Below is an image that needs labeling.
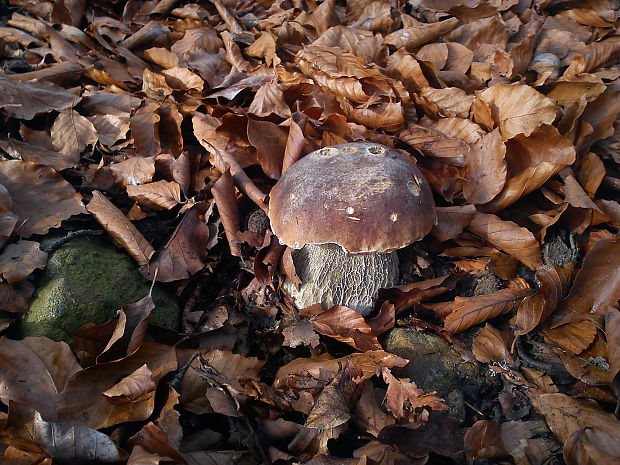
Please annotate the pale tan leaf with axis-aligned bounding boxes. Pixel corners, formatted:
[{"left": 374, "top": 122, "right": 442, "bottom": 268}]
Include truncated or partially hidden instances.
[
  {"left": 103, "top": 364, "right": 156, "bottom": 403},
  {"left": 385, "top": 18, "right": 459, "bottom": 50},
  {"left": 88, "top": 115, "right": 130, "bottom": 147},
  {"left": 126, "top": 180, "right": 181, "bottom": 210},
  {"left": 86, "top": 190, "right": 155, "bottom": 266},
  {"left": 161, "top": 67, "right": 204, "bottom": 92},
  {"left": 419, "top": 87, "right": 474, "bottom": 118},
  {"left": 110, "top": 157, "right": 156, "bottom": 187},
  {"left": 51, "top": 109, "right": 98, "bottom": 158},
  {"left": 479, "top": 84, "right": 558, "bottom": 140},
  {"left": 248, "top": 81, "right": 291, "bottom": 119}
]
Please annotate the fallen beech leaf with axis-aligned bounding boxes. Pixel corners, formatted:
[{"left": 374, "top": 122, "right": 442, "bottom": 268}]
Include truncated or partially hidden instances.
[
  {"left": 605, "top": 309, "right": 620, "bottom": 414},
  {"left": 472, "top": 324, "right": 514, "bottom": 364},
  {"left": 128, "top": 422, "right": 185, "bottom": 463},
  {"left": 86, "top": 190, "right": 155, "bottom": 266},
  {"left": 578, "top": 152, "right": 606, "bottom": 198},
  {"left": 161, "top": 67, "right": 204, "bottom": 92},
  {"left": 305, "top": 385, "right": 350, "bottom": 430},
  {"left": 127, "top": 180, "right": 182, "bottom": 210},
  {"left": 398, "top": 123, "right": 469, "bottom": 166},
  {"left": 0, "top": 240, "right": 47, "bottom": 282},
  {"left": 564, "top": 427, "right": 620, "bottom": 465},
  {"left": 247, "top": 118, "right": 287, "bottom": 179},
  {"left": 381, "top": 367, "right": 446, "bottom": 421},
  {"left": 463, "top": 129, "right": 506, "bottom": 204},
  {"left": 554, "top": 332, "right": 610, "bottom": 385},
  {"left": 51, "top": 109, "right": 98, "bottom": 159},
  {"left": 282, "top": 112, "right": 310, "bottom": 174},
  {"left": 282, "top": 319, "right": 320, "bottom": 349},
  {"left": 431, "top": 280, "right": 532, "bottom": 334},
  {"left": 543, "top": 320, "right": 598, "bottom": 355},
  {"left": 385, "top": 18, "right": 459, "bottom": 50},
  {"left": 248, "top": 81, "right": 291, "bottom": 119},
  {"left": 418, "top": 87, "right": 474, "bottom": 118},
  {"left": 103, "top": 364, "right": 156, "bottom": 403},
  {"left": 479, "top": 84, "right": 558, "bottom": 140},
  {"left": 0, "top": 280, "right": 33, "bottom": 312},
  {"left": 431, "top": 205, "right": 477, "bottom": 241},
  {"left": 532, "top": 393, "right": 620, "bottom": 444},
  {"left": 0, "top": 76, "right": 78, "bottom": 120},
  {"left": 212, "top": 169, "right": 241, "bottom": 257},
  {"left": 129, "top": 103, "right": 161, "bottom": 158},
  {"left": 468, "top": 213, "right": 544, "bottom": 270},
  {"left": 57, "top": 342, "right": 177, "bottom": 429},
  {"left": 551, "top": 239, "right": 620, "bottom": 326},
  {"left": 0, "top": 160, "right": 86, "bottom": 238},
  {"left": 464, "top": 420, "right": 509, "bottom": 463},
  {"left": 340, "top": 99, "right": 404, "bottom": 131},
  {"left": 0, "top": 337, "right": 82, "bottom": 421},
  {"left": 513, "top": 263, "right": 575, "bottom": 336},
  {"left": 246, "top": 31, "right": 280, "bottom": 67},
  {"left": 309, "top": 305, "right": 382, "bottom": 352},
  {"left": 141, "top": 203, "right": 212, "bottom": 282},
  {"left": 434, "top": 117, "right": 483, "bottom": 144},
  {"left": 1, "top": 406, "right": 125, "bottom": 463},
  {"left": 0, "top": 138, "right": 79, "bottom": 171},
  {"left": 110, "top": 157, "right": 156, "bottom": 187},
  {"left": 353, "top": 382, "right": 395, "bottom": 437}
]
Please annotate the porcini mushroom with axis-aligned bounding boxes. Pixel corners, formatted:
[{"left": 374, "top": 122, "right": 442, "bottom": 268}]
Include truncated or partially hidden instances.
[{"left": 268, "top": 142, "right": 436, "bottom": 316}]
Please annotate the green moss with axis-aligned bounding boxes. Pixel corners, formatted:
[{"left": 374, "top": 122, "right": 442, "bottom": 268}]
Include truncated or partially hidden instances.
[{"left": 22, "top": 236, "right": 179, "bottom": 342}]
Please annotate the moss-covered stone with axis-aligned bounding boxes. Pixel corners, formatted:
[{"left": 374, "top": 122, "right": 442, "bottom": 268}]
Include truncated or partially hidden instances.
[{"left": 22, "top": 236, "right": 179, "bottom": 342}]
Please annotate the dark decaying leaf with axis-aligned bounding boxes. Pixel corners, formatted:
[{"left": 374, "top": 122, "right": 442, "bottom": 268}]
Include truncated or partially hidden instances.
[
  {"left": 86, "top": 190, "right": 155, "bottom": 266},
  {"left": 606, "top": 309, "right": 620, "bottom": 415},
  {"left": 0, "top": 76, "right": 78, "bottom": 120}
]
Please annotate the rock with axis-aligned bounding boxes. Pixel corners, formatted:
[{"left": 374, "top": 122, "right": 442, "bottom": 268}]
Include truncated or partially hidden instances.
[
  {"left": 22, "top": 236, "right": 179, "bottom": 342},
  {"left": 383, "top": 328, "right": 488, "bottom": 422}
]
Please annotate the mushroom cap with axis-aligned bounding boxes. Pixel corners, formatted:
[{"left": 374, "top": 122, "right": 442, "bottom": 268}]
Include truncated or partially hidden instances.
[{"left": 268, "top": 142, "right": 436, "bottom": 254}]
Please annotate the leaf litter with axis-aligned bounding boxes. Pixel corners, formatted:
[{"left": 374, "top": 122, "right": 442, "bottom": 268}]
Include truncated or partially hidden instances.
[{"left": 0, "top": 0, "right": 618, "bottom": 464}]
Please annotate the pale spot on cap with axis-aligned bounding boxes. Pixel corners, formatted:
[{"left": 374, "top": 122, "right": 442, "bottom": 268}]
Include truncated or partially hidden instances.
[{"left": 390, "top": 212, "right": 398, "bottom": 222}]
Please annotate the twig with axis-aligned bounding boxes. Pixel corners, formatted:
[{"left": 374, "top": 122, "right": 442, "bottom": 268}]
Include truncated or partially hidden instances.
[
  {"left": 201, "top": 139, "right": 268, "bottom": 213},
  {"left": 41, "top": 229, "right": 103, "bottom": 254}
]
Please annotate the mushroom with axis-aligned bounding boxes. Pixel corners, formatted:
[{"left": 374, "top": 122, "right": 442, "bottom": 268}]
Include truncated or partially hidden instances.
[{"left": 268, "top": 142, "right": 436, "bottom": 316}]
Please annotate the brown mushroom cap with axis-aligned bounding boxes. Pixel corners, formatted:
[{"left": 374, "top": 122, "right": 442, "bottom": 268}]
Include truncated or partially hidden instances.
[{"left": 268, "top": 142, "right": 436, "bottom": 254}]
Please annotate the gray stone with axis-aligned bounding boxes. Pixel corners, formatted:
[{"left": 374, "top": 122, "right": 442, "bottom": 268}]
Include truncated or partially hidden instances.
[
  {"left": 22, "top": 236, "right": 179, "bottom": 342},
  {"left": 383, "top": 327, "right": 486, "bottom": 422}
]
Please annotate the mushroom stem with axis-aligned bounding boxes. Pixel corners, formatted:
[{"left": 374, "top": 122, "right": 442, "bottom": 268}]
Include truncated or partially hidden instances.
[{"left": 282, "top": 243, "right": 399, "bottom": 316}]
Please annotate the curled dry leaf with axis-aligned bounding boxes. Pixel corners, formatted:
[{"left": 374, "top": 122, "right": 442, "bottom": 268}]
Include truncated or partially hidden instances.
[
  {"left": 86, "top": 190, "right": 155, "bottom": 266},
  {"left": 0, "top": 160, "right": 86, "bottom": 238},
  {"left": 248, "top": 81, "right": 291, "bottom": 119},
  {"left": 542, "top": 320, "right": 598, "bottom": 355},
  {"left": 463, "top": 129, "right": 506, "bottom": 204},
  {"left": 551, "top": 239, "right": 620, "bottom": 327},
  {"left": 103, "top": 364, "right": 156, "bottom": 403},
  {"left": 110, "top": 157, "right": 156, "bottom": 187},
  {"left": 129, "top": 103, "right": 161, "bottom": 158},
  {"left": 212, "top": 169, "right": 241, "bottom": 257},
  {"left": 478, "top": 84, "right": 558, "bottom": 140},
  {"left": 51, "top": 108, "right": 98, "bottom": 159},
  {"left": 428, "top": 279, "right": 532, "bottom": 334},
  {"left": 0, "top": 337, "right": 82, "bottom": 421},
  {"left": 308, "top": 305, "right": 382, "bottom": 352},
  {"left": 418, "top": 87, "right": 474, "bottom": 119},
  {"left": 432, "top": 205, "right": 477, "bottom": 242},
  {"left": 385, "top": 18, "right": 459, "bottom": 50},
  {"left": 468, "top": 213, "right": 544, "bottom": 270},
  {"left": 0, "top": 138, "right": 80, "bottom": 171},
  {"left": 0, "top": 240, "right": 47, "bottom": 282},
  {"left": 381, "top": 367, "right": 447, "bottom": 421},
  {"left": 513, "top": 263, "right": 575, "bottom": 337},
  {"left": 398, "top": 123, "right": 469, "bottom": 166}
]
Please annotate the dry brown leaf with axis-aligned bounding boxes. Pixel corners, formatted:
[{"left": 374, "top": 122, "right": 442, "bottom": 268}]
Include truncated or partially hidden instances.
[
  {"left": 430, "top": 280, "right": 532, "bottom": 334},
  {"left": 543, "top": 321, "right": 598, "bottom": 355},
  {"left": 103, "top": 364, "right": 156, "bottom": 403},
  {"left": 552, "top": 239, "right": 620, "bottom": 326},
  {"left": 398, "top": 123, "right": 469, "bottom": 166},
  {"left": 50, "top": 108, "right": 98, "bottom": 159},
  {"left": 577, "top": 152, "right": 605, "bottom": 198},
  {"left": 0, "top": 337, "right": 81, "bottom": 421},
  {"left": 0, "top": 160, "right": 86, "bottom": 238},
  {"left": 472, "top": 324, "right": 514, "bottom": 364},
  {"left": 418, "top": 87, "right": 474, "bottom": 119},
  {"left": 88, "top": 114, "right": 130, "bottom": 147},
  {"left": 246, "top": 31, "right": 280, "bottom": 67},
  {"left": 1, "top": 406, "right": 125, "bottom": 463},
  {"left": 463, "top": 129, "right": 506, "bottom": 204},
  {"left": 385, "top": 18, "right": 459, "bottom": 50},
  {"left": 0, "top": 76, "right": 78, "bottom": 120},
  {"left": 431, "top": 205, "right": 477, "bottom": 242},
  {"left": 126, "top": 180, "right": 182, "bottom": 211},
  {"left": 86, "top": 190, "right": 155, "bottom": 266},
  {"left": 161, "top": 67, "right": 204, "bottom": 92},
  {"left": 141, "top": 203, "right": 212, "bottom": 282},
  {"left": 308, "top": 305, "right": 382, "bottom": 352},
  {"left": 57, "top": 342, "right": 177, "bottom": 429},
  {"left": 129, "top": 103, "right": 161, "bottom": 158},
  {"left": 513, "top": 263, "right": 575, "bottom": 337},
  {"left": 605, "top": 308, "right": 620, "bottom": 412},
  {"left": 212, "top": 169, "right": 241, "bottom": 257},
  {"left": 282, "top": 320, "right": 320, "bottom": 349},
  {"left": 0, "top": 138, "right": 79, "bottom": 171},
  {"left": 532, "top": 393, "right": 620, "bottom": 443},
  {"left": 0, "top": 240, "right": 47, "bottom": 282},
  {"left": 0, "top": 281, "right": 33, "bottom": 313},
  {"left": 247, "top": 118, "right": 287, "bottom": 179},
  {"left": 468, "top": 213, "right": 544, "bottom": 270},
  {"left": 478, "top": 84, "right": 558, "bottom": 140},
  {"left": 381, "top": 367, "right": 447, "bottom": 421},
  {"left": 110, "top": 157, "right": 156, "bottom": 188}
]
